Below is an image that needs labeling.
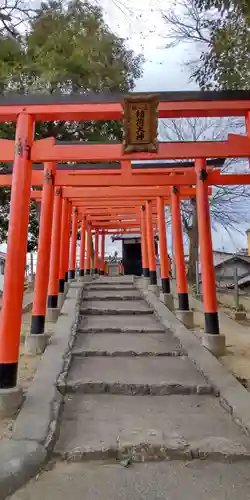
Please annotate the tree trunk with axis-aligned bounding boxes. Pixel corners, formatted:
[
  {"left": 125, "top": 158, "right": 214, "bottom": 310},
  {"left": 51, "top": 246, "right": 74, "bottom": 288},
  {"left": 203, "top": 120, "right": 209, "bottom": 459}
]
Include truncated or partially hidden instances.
[{"left": 187, "top": 198, "right": 199, "bottom": 284}]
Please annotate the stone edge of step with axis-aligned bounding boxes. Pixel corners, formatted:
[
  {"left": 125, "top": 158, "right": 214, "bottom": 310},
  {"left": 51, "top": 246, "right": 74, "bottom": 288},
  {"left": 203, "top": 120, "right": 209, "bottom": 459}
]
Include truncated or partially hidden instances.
[
  {"left": 71, "top": 349, "right": 188, "bottom": 357},
  {"left": 80, "top": 309, "right": 154, "bottom": 315},
  {"left": 54, "top": 439, "right": 250, "bottom": 464},
  {"left": 77, "top": 328, "right": 166, "bottom": 334},
  {"left": 86, "top": 286, "right": 136, "bottom": 291},
  {"left": 59, "top": 380, "right": 214, "bottom": 396},
  {"left": 82, "top": 295, "right": 142, "bottom": 301}
]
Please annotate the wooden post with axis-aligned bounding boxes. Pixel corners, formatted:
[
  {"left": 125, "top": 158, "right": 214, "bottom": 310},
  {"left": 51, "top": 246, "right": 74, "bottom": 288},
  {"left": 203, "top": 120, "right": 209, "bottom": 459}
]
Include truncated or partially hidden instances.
[
  {"left": 69, "top": 207, "right": 78, "bottom": 280},
  {"left": 171, "top": 186, "right": 189, "bottom": 311},
  {"left": 79, "top": 217, "right": 86, "bottom": 276},
  {"left": 140, "top": 205, "right": 149, "bottom": 278},
  {"left": 86, "top": 223, "right": 92, "bottom": 275},
  {"left": 47, "top": 188, "right": 62, "bottom": 309},
  {"left": 59, "top": 197, "right": 70, "bottom": 294},
  {"left": 94, "top": 229, "right": 99, "bottom": 274},
  {"left": 30, "top": 162, "right": 56, "bottom": 336},
  {"left": 234, "top": 268, "right": 239, "bottom": 311},
  {"left": 195, "top": 158, "right": 219, "bottom": 334},
  {"left": 146, "top": 200, "right": 157, "bottom": 285},
  {"left": 157, "top": 196, "right": 171, "bottom": 293},
  {"left": 0, "top": 113, "right": 34, "bottom": 389},
  {"left": 64, "top": 201, "right": 72, "bottom": 285},
  {"left": 100, "top": 231, "right": 105, "bottom": 275}
]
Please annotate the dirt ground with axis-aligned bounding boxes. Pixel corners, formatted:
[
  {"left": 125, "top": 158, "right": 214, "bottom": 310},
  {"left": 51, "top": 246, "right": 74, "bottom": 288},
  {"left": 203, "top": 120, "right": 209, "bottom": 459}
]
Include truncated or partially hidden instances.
[
  {"left": 216, "top": 291, "right": 250, "bottom": 326},
  {"left": 0, "top": 309, "right": 56, "bottom": 440},
  {"left": 191, "top": 291, "right": 250, "bottom": 387}
]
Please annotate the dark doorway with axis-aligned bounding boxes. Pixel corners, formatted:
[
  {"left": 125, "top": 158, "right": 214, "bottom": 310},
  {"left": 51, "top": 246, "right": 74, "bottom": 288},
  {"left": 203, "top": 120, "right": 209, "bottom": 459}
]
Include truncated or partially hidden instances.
[{"left": 123, "top": 242, "right": 142, "bottom": 276}]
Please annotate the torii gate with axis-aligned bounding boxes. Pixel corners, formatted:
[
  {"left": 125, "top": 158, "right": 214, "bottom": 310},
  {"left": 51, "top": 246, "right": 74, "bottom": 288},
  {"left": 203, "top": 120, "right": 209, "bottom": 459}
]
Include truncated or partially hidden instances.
[
  {"left": 0, "top": 91, "right": 250, "bottom": 412},
  {"left": 29, "top": 181, "right": 210, "bottom": 333}
]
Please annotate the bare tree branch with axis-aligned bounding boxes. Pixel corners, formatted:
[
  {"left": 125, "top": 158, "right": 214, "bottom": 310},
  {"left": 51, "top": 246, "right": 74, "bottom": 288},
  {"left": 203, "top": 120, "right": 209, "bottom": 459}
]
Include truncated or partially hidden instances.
[
  {"left": 162, "top": 117, "right": 250, "bottom": 280},
  {"left": 0, "top": 0, "right": 38, "bottom": 38},
  {"left": 160, "top": 0, "right": 212, "bottom": 48}
]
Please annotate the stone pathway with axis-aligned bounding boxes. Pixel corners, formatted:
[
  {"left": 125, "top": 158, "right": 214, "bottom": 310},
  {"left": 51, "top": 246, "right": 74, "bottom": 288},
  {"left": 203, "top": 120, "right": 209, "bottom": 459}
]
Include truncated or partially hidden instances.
[{"left": 10, "top": 277, "right": 250, "bottom": 499}]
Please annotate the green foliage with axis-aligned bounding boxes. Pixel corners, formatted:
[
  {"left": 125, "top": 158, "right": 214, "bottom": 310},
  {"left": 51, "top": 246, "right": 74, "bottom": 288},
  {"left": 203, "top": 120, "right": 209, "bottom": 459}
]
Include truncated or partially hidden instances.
[
  {"left": 0, "top": 0, "right": 143, "bottom": 244},
  {"left": 28, "top": 201, "right": 40, "bottom": 251},
  {"left": 194, "top": 0, "right": 249, "bottom": 13},
  {"left": 192, "top": 9, "right": 250, "bottom": 90},
  {"left": 0, "top": 36, "right": 23, "bottom": 93},
  {"left": 163, "top": 0, "right": 250, "bottom": 90},
  {"left": 4, "top": 0, "right": 142, "bottom": 95},
  {"left": 192, "top": 0, "right": 250, "bottom": 90}
]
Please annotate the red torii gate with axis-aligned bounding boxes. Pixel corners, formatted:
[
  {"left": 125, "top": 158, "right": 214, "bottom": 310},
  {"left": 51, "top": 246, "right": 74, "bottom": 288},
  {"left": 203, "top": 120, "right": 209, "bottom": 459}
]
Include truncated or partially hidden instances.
[
  {"left": 29, "top": 181, "right": 211, "bottom": 329},
  {"left": 0, "top": 91, "right": 250, "bottom": 411}
]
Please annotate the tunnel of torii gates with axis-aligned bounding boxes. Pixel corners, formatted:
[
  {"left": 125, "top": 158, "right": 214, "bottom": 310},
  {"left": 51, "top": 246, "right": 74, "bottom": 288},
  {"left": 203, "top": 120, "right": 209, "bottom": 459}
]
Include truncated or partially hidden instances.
[{"left": 1, "top": 91, "right": 250, "bottom": 391}]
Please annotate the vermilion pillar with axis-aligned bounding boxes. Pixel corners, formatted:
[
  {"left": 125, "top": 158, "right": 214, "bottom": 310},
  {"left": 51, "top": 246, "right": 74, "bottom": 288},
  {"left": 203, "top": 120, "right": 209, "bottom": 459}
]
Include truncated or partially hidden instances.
[
  {"left": 58, "top": 198, "right": 69, "bottom": 294},
  {"left": 94, "top": 229, "right": 99, "bottom": 274},
  {"left": 195, "top": 159, "right": 219, "bottom": 334},
  {"left": 0, "top": 113, "right": 34, "bottom": 389},
  {"left": 157, "top": 196, "right": 170, "bottom": 293},
  {"left": 30, "top": 162, "right": 56, "bottom": 336},
  {"left": 171, "top": 186, "right": 189, "bottom": 311},
  {"left": 146, "top": 200, "right": 157, "bottom": 285},
  {"left": 79, "top": 217, "right": 86, "bottom": 276},
  {"left": 64, "top": 201, "right": 72, "bottom": 284},
  {"left": 47, "top": 188, "right": 62, "bottom": 309},
  {"left": 86, "top": 223, "right": 92, "bottom": 275},
  {"left": 100, "top": 231, "right": 105, "bottom": 275},
  {"left": 141, "top": 205, "right": 149, "bottom": 278},
  {"left": 69, "top": 207, "right": 78, "bottom": 280},
  {"left": 246, "top": 112, "right": 250, "bottom": 168}
]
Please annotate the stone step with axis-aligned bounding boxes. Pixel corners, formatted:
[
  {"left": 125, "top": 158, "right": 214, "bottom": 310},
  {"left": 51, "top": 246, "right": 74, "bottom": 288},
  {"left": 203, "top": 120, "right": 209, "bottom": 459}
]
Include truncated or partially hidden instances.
[
  {"left": 55, "top": 394, "right": 250, "bottom": 462},
  {"left": 80, "top": 310, "right": 153, "bottom": 316},
  {"left": 81, "top": 299, "right": 150, "bottom": 314},
  {"left": 80, "top": 300, "right": 153, "bottom": 315},
  {"left": 87, "top": 285, "right": 136, "bottom": 291},
  {"left": 61, "top": 356, "right": 213, "bottom": 395},
  {"left": 72, "top": 332, "right": 186, "bottom": 357},
  {"left": 78, "top": 315, "right": 165, "bottom": 333},
  {"left": 95, "top": 277, "right": 134, "bottom": 283},
  {"left": 15, "top": 461, "right": 250, "bottom": 499},
  {"left": 83, "top": 290, "right": 142, "bottom": 300}
]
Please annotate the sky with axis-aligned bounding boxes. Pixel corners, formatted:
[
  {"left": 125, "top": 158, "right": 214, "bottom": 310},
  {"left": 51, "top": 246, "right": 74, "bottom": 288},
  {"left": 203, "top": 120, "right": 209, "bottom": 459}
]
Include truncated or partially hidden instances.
[
  {"left": 100, "top": 0, "right": 249, "bottom": 255},
  {"left": 1, "top": 0, "right": 248, "bottom": 259}
]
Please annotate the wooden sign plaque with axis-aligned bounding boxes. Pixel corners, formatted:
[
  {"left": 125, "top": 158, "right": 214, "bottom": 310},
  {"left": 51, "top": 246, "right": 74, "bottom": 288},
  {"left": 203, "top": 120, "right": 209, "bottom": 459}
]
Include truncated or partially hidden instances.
[{"left": 122, "top": 94, "right": 159, "bottom": 153}]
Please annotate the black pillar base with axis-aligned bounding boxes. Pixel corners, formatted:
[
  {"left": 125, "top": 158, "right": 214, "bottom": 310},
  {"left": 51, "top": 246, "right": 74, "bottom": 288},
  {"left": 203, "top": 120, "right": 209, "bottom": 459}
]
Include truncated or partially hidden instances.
[
  {"left": 0, "top": 362, "right": 18, "bottom": 389},
  {"left": 94, "top": 268, "right": 98, "bottom": 274},
  {"left": 205, "top": 312, "right": 220, "bottom": 334},
  {"left": 65, "top": 271, "right": 68, "bottom": 283},
  {"left": 150, "top": 270, "right": 157, "bottom": 285},
  {"left": 99, "top": 270, "right": 105, "bottom": 275},
  {"left": 30, "top": 315, "right": 45, "bottom": 336},
  {"left": 85, "top": 269, "right": 91, "bottom": 275},
  {"left": 79, "top": 269, "right": 84, "bottom": 277},
  {"left": 68, "top": 270, "right": 75, "bottom": 280},
  {"left": 59, "top": 279, "right": 65, "bottom": 294},
  {"left": 178, "top": 293, "right": 189, "bottom": 311},
  {"left": 161, "top": 277, "right": 170, "bottom": 294},
  {"left": 47, "top": 295, "right": 58, "bottom": 309},
  {"left": 143, "top": 268, "right": 150, "bottom": 278}
]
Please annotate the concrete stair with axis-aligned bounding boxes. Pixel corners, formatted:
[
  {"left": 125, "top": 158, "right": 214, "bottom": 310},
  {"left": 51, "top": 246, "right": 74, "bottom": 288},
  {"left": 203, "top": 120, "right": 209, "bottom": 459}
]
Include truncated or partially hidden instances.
[{"left": 55, "top": 277, "right": 250, "bottom": 463}]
